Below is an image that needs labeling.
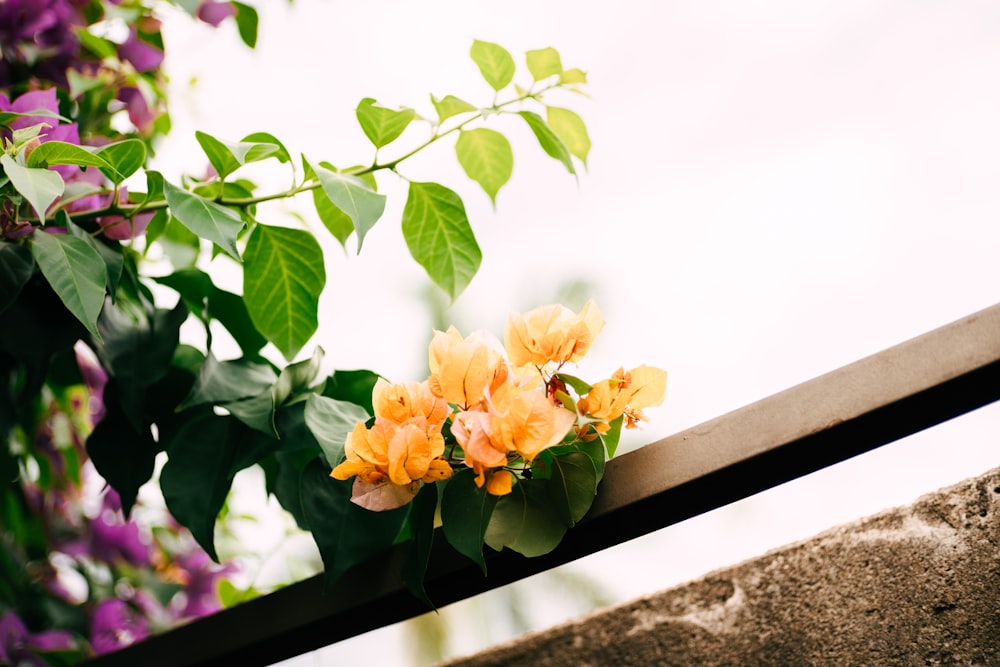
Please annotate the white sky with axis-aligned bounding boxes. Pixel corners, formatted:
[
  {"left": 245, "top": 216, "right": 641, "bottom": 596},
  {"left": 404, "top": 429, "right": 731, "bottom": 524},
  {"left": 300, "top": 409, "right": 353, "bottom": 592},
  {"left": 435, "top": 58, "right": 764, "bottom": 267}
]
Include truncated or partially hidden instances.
[{"left": 152, "top": 1, "right": 1000, "bottom": 664}]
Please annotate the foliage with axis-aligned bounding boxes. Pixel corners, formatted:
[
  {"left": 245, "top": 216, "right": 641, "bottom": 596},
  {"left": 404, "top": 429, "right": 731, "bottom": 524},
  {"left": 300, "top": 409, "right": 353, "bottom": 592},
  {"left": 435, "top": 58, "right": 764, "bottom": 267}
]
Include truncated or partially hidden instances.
[{"left": 0, "top": 1, "right": 666, "bottom": 663}]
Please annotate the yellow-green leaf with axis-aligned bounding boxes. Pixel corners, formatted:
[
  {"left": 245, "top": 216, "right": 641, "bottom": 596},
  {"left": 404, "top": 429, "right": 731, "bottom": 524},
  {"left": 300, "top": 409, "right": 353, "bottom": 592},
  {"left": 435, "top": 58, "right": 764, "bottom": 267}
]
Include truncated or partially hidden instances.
[
  {"left": 526, "top": 47, "right": 562, "bottom": 82},
  {"left": 546, "top": 106, "right": 591, "bottom": 166},
  {"left": 455, "top": 128, "right": 513, "bottom": 205}
]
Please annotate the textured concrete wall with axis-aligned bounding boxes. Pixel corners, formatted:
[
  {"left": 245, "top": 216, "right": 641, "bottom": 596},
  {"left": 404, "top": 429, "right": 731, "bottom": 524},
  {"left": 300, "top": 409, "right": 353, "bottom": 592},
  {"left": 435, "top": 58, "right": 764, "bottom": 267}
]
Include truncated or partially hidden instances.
[{"left": 442, "top": 467, "right": 1000, "bottom": 666}]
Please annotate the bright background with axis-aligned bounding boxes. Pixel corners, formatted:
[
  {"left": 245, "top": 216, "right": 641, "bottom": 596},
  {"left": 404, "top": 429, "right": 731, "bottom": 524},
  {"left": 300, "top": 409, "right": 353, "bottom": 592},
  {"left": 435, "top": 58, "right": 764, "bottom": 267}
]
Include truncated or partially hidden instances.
[{"left": 151, "top": 1, "right": 1000, "bottom": 664}]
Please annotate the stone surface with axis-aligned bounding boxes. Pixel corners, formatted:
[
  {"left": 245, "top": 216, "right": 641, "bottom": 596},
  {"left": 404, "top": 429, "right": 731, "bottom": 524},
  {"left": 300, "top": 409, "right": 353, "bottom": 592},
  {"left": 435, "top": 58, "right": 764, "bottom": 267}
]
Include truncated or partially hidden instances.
[{"left": 441, "top": 468, "right": 1000, "bottom": 666}]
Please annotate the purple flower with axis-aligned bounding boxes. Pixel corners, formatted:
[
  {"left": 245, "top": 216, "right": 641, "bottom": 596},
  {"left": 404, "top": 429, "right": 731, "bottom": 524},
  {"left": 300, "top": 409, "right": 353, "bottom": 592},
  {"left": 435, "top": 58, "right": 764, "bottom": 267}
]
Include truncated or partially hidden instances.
[
  {"left": 115, "top": 86, "right": 156, "bottom": 135},
  {"left": 169, "top": 549, "right": 238, "bottom": 619},
  {"left": 0, "top": 0, "right": 85, "bottom": 88},
  {"left": 89, "top": 598, "right": 149, "bottom": 655},
  {"left": 0, "top": 610, "right": 75, "bottom": 667},
  {"left": 74, "top": 341, "right": 108, "bottom": 424},
  {"left": 117, "top": 27, "right": 163, "bottom": 73},
  {"left": 197, "top": 1, "right": 236, "bottom": 27}
]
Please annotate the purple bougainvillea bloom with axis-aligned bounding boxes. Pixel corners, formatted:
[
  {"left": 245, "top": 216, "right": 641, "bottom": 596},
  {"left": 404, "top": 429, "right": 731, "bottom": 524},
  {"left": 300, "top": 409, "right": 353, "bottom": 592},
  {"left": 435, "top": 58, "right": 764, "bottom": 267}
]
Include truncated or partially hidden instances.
[
  {"left": 0, "top": 610, "right": 75, "bottom": 667},
  {"left": 0, "top": 0, "right": 85, "bottom": 88},
  {"left": 115, "top": 86, "right": 156, "bottom": 135},
  {"left": 74, "top": 341, "right": 107, "bottom": 424},
  {"left": 197, "top": 1, "right": 236, "bottom": 27},
  {"left": 170, "top": 550, "right": 238, "bottom": 619},
  {"left": 89, "top": 598, "right": 149, "bottom": 655},
  {"left": 117, "top": 28, "right": 163, "bottom": 73}
]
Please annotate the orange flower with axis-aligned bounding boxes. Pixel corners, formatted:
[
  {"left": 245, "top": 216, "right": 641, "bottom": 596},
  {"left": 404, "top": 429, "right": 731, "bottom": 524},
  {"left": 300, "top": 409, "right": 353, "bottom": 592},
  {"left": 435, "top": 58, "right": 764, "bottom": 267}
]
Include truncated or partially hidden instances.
[
  {"left": 577, "top": 365, "right": 667, "bottom": 431},
  {"left": 428, "top": 326, "right": 508, "bottom": 408},
  {"left": 451, "top": 409, "right": 507, "bottom": 491},
  {"left": 372, "top": 378, "right": 450, "bottom": 427},
  {"left": 330, "top": 416, "right": 453, "bottom": 509},
  {"left": 504, "top": 300, "right": 605, "bottom": 368},
  {"left": 489, "top": 381, "right": 577, "bottom": 462}
]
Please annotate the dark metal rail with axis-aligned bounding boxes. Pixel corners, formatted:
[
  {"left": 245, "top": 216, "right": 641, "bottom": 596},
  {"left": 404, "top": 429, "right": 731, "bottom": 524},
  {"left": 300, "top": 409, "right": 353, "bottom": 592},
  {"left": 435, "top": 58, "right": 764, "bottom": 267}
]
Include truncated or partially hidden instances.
[{"left": 85, "top": 303, "right": 1000, "bottom": 667}]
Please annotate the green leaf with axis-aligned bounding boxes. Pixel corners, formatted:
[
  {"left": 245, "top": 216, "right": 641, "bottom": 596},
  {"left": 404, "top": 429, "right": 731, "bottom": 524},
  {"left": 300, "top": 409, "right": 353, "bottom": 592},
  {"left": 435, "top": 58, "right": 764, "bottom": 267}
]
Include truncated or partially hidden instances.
[
  {"left": 26, "top": 141, "right": 111, "bottom": 171},
  {"left": 312, "top": 185, "right": 353, "bottom": 248},
  {"left": 526, "top": 47, "right": 562, "bottom": 81},
  {"left": 68, "top": 224, "right": 124, "bottom": 297},
  {"left": 401, "top": 482, "right": 439, "bottom": 608},
  {"left": 300, "top": 457, "right": 410, "bottom": 591},
  {"left": 430, "top": 94, "right": 476, "bottom": 123},
  {"left": 441, "top": 469, "right": 498, "bottom": 574},
  {"left": 233, "top": 1, "right": 259, "bottom": 48},
  {"left": 455, "top": 128, "right": 513, "bottom": 205},
  {"left": 321, "top": 369, "right": 380, "bottom": 414},
  {"left": 517, "top": 111, "right": 575, "bottom": 175},
  {"left": 96, "top": 301, "right": 188, "bottom": 430},
  {"left": 554, "top": 372, "right": 592, "bottom": 396},
  {"left": 95, "top": 139, "right": 146, "bottom": 184},
  {"left": 308, "top": 160, "right": 386, "bottom": 252},
  {"left": 0, "top": 243, "right": 34, "bottom": 314},
  {"left": 77, "top": 29, "right": 117, "bottom": 59},
  {"left": 29, "top": 231, "right": 106, "bottom": 340},
  {"left": 242, "top": 132, "right": 291, "bottom": 164},
  {"left": 470, "top": 40, "right": 515, "bottom": 91},
  {"left": 154, "top": 268, "right": 267, "bottom": 357},
  {"left": 304, "top": 394, "right": 371, "bottom": 467},
  {"left": 243, "top": 224, "right": 325, "bottom": 360},
  {"left": 546, "top": 106, "right": 590, "bottom": 166},
  {"left": 484, "top": 479, "right": 566, "bottom": 557},
  {"left": 601, "top": 414, "right": 624, "bottom": 458},
  {"left": 87, "top": 381, "right": 159, "bottom": 517},
  {"left": 181, "top": 353, "right": 276, "bottom": 408},
  {"left": 161, "top": 412, "right": 276, "bottom": 560},
  {"left": 355, "top": 98, "right": 416, "bottom": 149},
  {"left": 559, "top": 68, "right": 587, "bottom": 85},
  {"left": 547, "top": 451, "right": 600, "bottom": 526},
  {"left": 195, "top": 131, "right": 284, "bottom": 180},
  {"left": 221, "top": 391, "right": 277, "bottom": 438},
  {"left": 160, "top": 215, "right": 202, "bottom": 268},
  {"left": 2, "top": 154, "right": 64, "bottom": 223},
  {"left": 272, "top": 346, "right": 324, "bottom": 405},
  {"left": 162, "top": 179, "right": 244, "bottom": 260},
  {"left": 401, "top": 181, "right": 481, "bottom": 300}
]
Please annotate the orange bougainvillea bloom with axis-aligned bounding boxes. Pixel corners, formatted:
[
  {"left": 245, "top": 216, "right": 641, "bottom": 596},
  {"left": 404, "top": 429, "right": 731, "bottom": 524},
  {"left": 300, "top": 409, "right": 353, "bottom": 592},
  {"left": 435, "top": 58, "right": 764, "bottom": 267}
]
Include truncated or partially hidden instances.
[
  {"left": 451, "top": 409, "right": 508, "bottom": 491},
  {"left": 372, "top": 378, "right": 450, "bottom": 427},
  {"left": 428, "top": 326, "right": 508, "bottom": 408},
  {"left": 330, "top": 416, "right": 452, "bottom": 509},
  {"left": 504, "top": 300, "right": 605, "bottom": 368},
  {"left": 577, "top": 365, "right": 667, "bottom": 431},
  {"left": 489, "top": 380, "right": 577, "bottom": 462}
]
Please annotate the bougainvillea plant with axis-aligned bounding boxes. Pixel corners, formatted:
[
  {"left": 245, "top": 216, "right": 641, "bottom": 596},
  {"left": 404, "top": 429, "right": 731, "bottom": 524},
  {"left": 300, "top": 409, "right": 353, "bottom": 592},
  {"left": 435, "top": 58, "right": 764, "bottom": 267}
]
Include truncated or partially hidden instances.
[{"left": 0, "top": 1, "right": 666, "bottom": 663}]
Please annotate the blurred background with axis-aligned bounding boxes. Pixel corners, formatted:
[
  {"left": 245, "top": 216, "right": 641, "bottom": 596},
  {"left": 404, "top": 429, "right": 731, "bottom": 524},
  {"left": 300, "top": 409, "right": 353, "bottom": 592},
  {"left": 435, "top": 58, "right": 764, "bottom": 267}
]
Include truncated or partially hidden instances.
[{"left": 150, "top": 1, "right": 1000, "bottom": 664}]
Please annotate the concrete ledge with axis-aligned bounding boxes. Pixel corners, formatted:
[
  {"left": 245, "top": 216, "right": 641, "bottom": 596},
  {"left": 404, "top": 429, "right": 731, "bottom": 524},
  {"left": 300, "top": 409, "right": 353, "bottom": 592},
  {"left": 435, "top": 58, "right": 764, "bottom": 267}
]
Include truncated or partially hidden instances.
[{"left": 442, "top": 467, "right": 1000, "bottom": 666}]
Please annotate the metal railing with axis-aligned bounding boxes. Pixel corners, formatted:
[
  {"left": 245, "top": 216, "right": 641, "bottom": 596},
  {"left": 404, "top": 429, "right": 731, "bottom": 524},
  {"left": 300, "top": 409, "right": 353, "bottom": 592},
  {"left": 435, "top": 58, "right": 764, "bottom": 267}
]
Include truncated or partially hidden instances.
[{"left": 85, "top": 303, "right": 1000, "bottom": 667}]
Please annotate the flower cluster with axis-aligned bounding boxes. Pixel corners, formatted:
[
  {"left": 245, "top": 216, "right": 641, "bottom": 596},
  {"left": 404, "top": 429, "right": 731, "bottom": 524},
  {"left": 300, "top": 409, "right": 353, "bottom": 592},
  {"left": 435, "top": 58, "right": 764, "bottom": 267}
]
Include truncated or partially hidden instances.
[{"left": 331, "top": 301, "right": 667, "bottom": 510}]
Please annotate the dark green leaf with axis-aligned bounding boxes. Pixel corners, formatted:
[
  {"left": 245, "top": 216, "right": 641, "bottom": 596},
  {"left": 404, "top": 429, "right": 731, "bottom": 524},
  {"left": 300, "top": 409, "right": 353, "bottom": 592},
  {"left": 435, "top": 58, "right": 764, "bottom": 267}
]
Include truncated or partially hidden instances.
[
  {"left": 441, "top": 469, "right": 497, "bottom": 574},
  {"left": 455, "top": 128, "right": 513, "bottom": 205},
  {"left": 86, "top": 381, "right": 158, "bottom": 517},
  {"left": 220, "top": 391, "right": 276, "bottom": 438},
  {"left": 321, "top": 369, "right": 380, "bottom": 413},
  {"left": 243, "top": 224, "right": 325, "bottom": 360},
  {"left": 181, "top": 353, "right": 276, "bottom": 408},
  {"left": 430, "top": 94, "right": 476, "bottom": 123},
  {"left": 547, "top": 451, "right": 600, "bottom": 526},
  {"left": 233, "top": 1, "right": 258, "bottom": 48},
  {"left": 304, "top": 394, "right": 371, "bottom": 467},
  {"left": 0, "top": 243, "right": 34, "bottom": 314},
  {"left": 95, "top": 139, "right": 146, "bottom": 184},
  {"left": 517, "top": 110, "right": 576, "bottom": 175},
  {"left": 355, "top": 98, "right": 416, "bottom": 149},
  {"left": 162, "top": 179, "right": 244, "bottom": 260},
  {"left": 300, "top": 457, "right": 409, "bottom": 591},
  {"left": 161, "top": 412, "right": 276, "bottom": 560},
  {"left": 470, "top": 40, "right": 515, "bottom": 91},
  {"left": 401, "top": 181, "right": 481, "bottom": 300},
  {"left": 555, "top": 372, "right": 592, "bottom": 396},
  {"left": 2, "top": 154, "right": 64, "bottom": 223},
  {"left": 484, "top": 479, "right": 566, "bottom": 557},
  {"left": 401, "top": 482, "right": 439, "bottom": 608},
  {"left": 29, "top": 231, "right": 106, "bottom": 340},
  {"left": 526, "top": 47, "right": 562, "bottom": 81},
  {"left": 272, "top": 346, "right": 324, "bottom": 405},
  {"left": 154, "top": 268, "right": 267, "bottom": 357},
  {"left": 308, "top": 160, "right": 386, "bottom": 252}
]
